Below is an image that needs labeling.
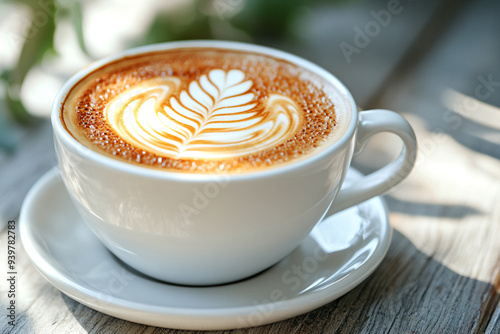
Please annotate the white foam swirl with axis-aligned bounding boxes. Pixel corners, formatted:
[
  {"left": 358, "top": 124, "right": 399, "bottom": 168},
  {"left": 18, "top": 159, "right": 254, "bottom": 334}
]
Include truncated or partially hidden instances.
[{"left": 105, "top": 69, "right": 302, "bottom": 159}]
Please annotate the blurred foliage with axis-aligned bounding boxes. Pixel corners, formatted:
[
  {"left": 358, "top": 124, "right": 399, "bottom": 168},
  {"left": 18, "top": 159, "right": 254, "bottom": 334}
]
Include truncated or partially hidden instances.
[
  {"left": 230, "top": 0, "right": 311, "bottom": 39},
  {"left": 0, "top": 0, "right": 88, "bottom": 151},
  {"left": 0, "top": 0, "right": 342, "bottom": 152},
  {"left": 141, "top": 0, "right": 327, "bottom": 44}
]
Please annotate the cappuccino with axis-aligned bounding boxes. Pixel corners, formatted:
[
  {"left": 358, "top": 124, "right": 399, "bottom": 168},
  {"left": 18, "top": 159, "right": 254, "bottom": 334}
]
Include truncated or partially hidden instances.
[{"left": 61, "top": 48, "right": 343, "bottom": 173}]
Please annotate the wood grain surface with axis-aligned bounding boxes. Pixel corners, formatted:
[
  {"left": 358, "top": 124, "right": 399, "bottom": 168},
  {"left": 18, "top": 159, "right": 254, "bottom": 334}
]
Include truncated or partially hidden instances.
[{"left": 2, "top": 0, "right": 500, "bottom": 333}]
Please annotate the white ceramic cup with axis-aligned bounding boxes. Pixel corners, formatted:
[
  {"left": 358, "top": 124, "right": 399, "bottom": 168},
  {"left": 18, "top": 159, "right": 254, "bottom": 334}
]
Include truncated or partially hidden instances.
[{"left": 52, "top": 40, "right": 417, "bottom": 286}]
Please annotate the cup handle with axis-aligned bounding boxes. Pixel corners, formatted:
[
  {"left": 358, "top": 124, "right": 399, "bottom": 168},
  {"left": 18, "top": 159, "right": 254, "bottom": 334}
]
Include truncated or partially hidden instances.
[{"left": 326, "top": 109, "right": 417, "bottom": 215}]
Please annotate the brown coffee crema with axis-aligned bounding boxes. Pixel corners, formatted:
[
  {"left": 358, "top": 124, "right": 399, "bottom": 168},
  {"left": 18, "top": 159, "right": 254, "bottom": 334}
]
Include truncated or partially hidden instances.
[{"left": 61, "top": 48, "right": 341, "bottom": 173}]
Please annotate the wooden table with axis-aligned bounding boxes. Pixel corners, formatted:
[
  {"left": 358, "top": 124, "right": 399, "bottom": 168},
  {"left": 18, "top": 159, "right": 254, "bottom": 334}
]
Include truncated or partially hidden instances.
[{"left": 1, "top": 0, "right": 500, "bottom": 332}]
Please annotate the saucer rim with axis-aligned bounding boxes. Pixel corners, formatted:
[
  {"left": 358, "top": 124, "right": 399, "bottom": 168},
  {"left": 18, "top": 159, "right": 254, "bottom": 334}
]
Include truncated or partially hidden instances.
[{"left": 20, "top": 167, "right": 392, "bottom": 329}]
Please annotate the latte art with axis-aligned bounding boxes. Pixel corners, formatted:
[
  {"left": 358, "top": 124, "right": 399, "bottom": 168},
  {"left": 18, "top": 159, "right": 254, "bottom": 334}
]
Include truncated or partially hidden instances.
[
  {"left": 61, "top": 48, "right": 341, "bottom": 173},
  {"left": 106, "top": 69, "right": 302, "bottom": 159}
]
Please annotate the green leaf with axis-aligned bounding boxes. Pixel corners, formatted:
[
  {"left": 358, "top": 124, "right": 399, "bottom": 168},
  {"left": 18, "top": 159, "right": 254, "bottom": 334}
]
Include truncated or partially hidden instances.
[
  {"left": 68, "top": 0, "right": 89, "bottom": 56},
  {"left": 139, "top": 3, "right": 212, "bottom": 46},
  {"left": 229, "top": 0, "right": 307, "bottom": 39},
  {"left": 6, "top": 0, "right": 57, "bottom": 125}
]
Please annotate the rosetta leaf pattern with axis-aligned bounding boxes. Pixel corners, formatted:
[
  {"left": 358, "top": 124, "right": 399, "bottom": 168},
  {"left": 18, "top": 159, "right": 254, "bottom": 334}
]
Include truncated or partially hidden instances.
[{"left": 106, "top": 69, "right": 302, "bottom": 159}]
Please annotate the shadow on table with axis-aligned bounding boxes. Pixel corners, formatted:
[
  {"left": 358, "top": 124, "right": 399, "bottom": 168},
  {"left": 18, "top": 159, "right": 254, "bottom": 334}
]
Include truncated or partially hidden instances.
[
  {"left": 384, "top": 195, "right": 482, "bottom": 219},
  {"left": 0, "top": 304, "right": 32, "bottom": 334},
  {"left": 443, "top": 110, "right": 500, "bottom": 161},
  {"left": 60, "top": 230, "right": 499, "bottom": 333},
  {"left": 424, "top": 87, "right": 500, "bottom": 163}
]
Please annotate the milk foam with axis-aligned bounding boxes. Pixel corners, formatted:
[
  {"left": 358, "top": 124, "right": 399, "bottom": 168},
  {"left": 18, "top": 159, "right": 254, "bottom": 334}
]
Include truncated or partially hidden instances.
[
  {"left": 105, "top": 69, "right": 302, "bottom": 159},
  {"left": 61, "top": 48, "right": 341, "bottom": 173}
]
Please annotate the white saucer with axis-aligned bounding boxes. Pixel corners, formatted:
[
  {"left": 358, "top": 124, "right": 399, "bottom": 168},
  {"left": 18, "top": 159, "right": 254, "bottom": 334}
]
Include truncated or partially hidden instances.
[{"left": 20, "top": 167, "right": 391, "bottom": 330}]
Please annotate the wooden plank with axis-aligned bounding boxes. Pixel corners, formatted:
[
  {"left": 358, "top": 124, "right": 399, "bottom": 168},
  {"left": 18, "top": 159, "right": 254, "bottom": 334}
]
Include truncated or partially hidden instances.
[
  {"left": 0, "top": 121, "right": 57, "bottom": 225},
  {"left": 352, "top": 0, "right": 500, "bottom": 332},
  {"left": 486, "top": 303, "right": 500, "bottom": 334}
]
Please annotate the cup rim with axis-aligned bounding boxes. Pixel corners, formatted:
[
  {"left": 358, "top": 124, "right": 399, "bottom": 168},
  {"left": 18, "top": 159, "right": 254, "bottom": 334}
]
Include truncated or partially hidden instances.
[{"left": 51, "top": 40, "right": 358, "bottom": 181}]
